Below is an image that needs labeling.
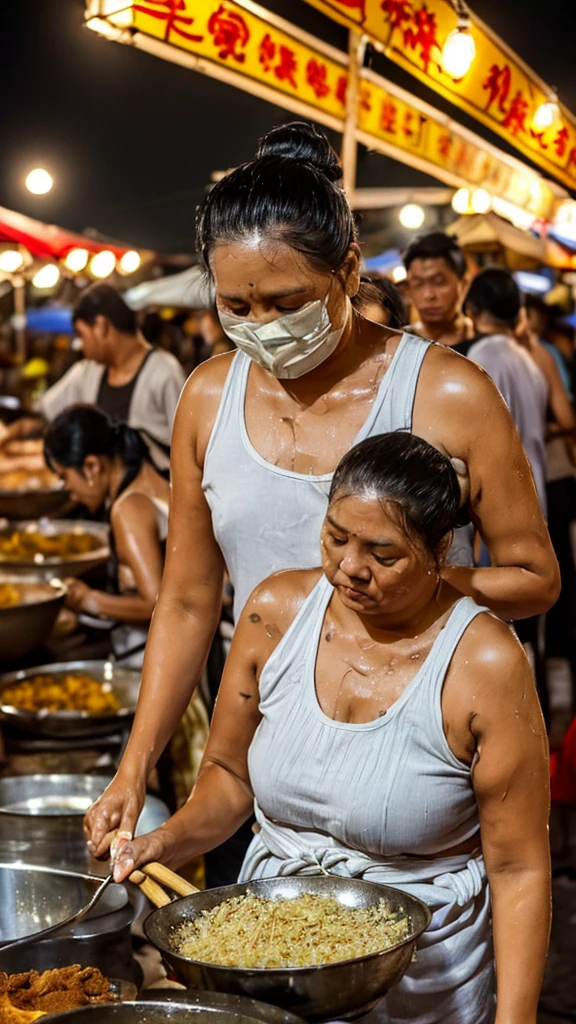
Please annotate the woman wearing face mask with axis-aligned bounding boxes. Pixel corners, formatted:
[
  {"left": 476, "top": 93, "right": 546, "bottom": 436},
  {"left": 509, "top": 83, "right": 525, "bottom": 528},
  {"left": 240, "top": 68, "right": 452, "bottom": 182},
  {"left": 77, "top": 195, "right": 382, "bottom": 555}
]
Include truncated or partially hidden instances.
[
  {"left": 114, "top": 433, "right": 550, "bottom": 1024},
  {"left": 44, "top": 405, "right": 169, "bottom": 629},
  {"left": 84, "top": 121, "right": 558, "bottom": 869}
]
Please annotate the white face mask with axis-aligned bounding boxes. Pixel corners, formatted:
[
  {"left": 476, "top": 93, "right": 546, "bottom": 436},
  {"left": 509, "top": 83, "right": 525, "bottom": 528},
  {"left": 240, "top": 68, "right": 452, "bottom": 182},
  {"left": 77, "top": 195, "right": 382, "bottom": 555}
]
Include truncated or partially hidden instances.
[{"left": 218, "top": 290, "right": 346, "bottom": 380}]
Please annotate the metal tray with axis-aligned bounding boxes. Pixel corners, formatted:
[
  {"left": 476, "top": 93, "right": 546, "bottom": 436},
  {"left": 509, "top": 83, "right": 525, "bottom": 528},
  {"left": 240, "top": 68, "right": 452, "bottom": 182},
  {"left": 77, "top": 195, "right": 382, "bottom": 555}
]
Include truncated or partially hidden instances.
[
  {"left": 0, "top": 659, "right": 141, "bottom": 738},
  {"left": 42, "top": 990, "right": 306, "bottom": 1023},
  {"left": 0, "top": 576, "right": 67, "bottom": 660}
]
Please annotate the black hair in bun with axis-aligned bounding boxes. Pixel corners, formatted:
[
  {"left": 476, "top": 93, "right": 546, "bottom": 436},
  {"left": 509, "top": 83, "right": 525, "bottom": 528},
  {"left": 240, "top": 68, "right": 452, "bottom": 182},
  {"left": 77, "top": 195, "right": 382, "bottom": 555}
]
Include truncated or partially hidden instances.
[
  {"left": 197, "top": 121, "right": 356, "bottom": 274},
  {"left": 255, "top": 122, "right": 343, "bottom": 184}
]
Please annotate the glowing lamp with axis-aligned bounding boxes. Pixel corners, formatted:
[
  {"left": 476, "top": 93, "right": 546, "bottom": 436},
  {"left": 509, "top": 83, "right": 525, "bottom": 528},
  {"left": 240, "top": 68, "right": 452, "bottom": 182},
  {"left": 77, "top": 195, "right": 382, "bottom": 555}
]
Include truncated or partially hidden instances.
[
  {"left": 441, "top": 22, "right": 476, "bottom": 80},
  {"left": 471, "top": 188, "right": 492, "bottom": 214},
  {"left": 399, "top": 204, "right": 425, "bottom": 230},
  {"left": 533, "top": 98, "right": 560, "bottom": 131},
  {"left": 25, "top": 168, "right": 53, "bottom": 195},
  {"left": 119, "top": 250, "right": 141, "bottom": 274},
  {"left": 64, "top": 248, "right": 90, "bottom": 273},
  {"left": 392, "top": 265, "right": 407, "bottom": 283},
  {"left": 0, "top": 250, "right": 25, "bottom": 273},
  {"left": 90, "top": 250, "right": 116, "bottom": 279},
  {"left": 452, "top": 188, "right": 471, "bottom": 214},
  {"left": 32, "top": 264, "right": 61, "bottom": 289}
]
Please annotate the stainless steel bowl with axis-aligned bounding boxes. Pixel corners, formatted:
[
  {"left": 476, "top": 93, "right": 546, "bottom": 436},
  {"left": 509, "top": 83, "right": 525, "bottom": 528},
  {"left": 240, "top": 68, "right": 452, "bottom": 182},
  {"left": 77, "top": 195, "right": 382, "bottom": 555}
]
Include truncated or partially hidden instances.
[
  {"left": 0, "top": 775, "right": 169, "bottom": 876},
  {"left": 0, "top": 660, "right": 141, "bottom": 737},
  {"left": 0, "top": 519, "right": 109, "bottom": 578},
  {"left": 42, "top": 991, "right": 306, "bottom": 1023},
  {"left": 144, "top": 875, "right": 432, "bottom": 1022},
  {"left": 0, "top": 576, "right": 66, "bottom": 660},
  {"left": 0, "top": 487, "right": 71, "bottom": 521},
  {"left": 0, "top": 864, "right": 138, "bottom": 982}
]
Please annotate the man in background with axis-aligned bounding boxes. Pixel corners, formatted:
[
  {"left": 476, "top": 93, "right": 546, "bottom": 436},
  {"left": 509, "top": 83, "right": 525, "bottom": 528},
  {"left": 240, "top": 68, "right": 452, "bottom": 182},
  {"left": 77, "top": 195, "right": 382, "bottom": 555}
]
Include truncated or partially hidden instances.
[{"left": 404, "top": 232, "right": 475, "bottom": 351}]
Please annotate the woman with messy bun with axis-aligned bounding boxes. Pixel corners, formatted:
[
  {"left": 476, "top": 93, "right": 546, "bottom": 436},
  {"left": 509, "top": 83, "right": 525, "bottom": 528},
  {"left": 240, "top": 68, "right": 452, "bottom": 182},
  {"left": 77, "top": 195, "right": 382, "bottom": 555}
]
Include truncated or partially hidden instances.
[
  {"left": 115, "top": 433, "right": 550, "bottom": 1024},
  {"left": 85, "top": 122, "right": 557, "bottom": 879},
  {"left": 44, "top": 405, "right": 170, "bottom": 628}
]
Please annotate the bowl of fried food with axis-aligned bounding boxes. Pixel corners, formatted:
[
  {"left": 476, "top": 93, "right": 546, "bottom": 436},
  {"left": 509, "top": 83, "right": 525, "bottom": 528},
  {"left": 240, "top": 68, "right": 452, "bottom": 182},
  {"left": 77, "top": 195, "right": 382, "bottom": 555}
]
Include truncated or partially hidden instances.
[
  {"left": 0, "top": 577, "right": 67, "bottom": 661},
  {"left": 143, "top": 875, "right": 431, "bottom": 1022},
  {"left": 0, "top": 520, "right": 109, "bottom": 579},
  {"left": 0, "top": 966, "right": 137, "bottom": 1022},
  {"left": 0, "top": 660, "right": 141, "bottom": 738}
]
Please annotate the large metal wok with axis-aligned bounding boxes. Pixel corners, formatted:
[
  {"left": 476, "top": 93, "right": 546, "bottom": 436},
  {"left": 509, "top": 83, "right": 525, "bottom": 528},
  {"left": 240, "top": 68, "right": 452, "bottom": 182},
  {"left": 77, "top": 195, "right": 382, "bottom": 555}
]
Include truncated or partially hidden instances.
[
  {"left": 42, "top": 991, "right": 306, "bottom": 1023},
  {"left": 0, "top": 659, "right": 141, "bottom": 737},
  {"left": 0, "top": 518, "right": 109, "bottom": 578},
  {"left": 143, "top": 874, "right": 432, "bottom": 1022},
  {"left": 0, "top": 485, "right": 71, "bottom": 520},
  {"left": 0, "top": 576, "right": 66, "bottom": 660}
]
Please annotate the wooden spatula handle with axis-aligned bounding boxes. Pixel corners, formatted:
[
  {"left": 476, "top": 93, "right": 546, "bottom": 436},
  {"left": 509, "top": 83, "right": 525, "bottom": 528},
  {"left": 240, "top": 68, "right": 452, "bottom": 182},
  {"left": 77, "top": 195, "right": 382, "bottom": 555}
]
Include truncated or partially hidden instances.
[{"left": 141, "top": 861, "right": 199, "bottom": 897}]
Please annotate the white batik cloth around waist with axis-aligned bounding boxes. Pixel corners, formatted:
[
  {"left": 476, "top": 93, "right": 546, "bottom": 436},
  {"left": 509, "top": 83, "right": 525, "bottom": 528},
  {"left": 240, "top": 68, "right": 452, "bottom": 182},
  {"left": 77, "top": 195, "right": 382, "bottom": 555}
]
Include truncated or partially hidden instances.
[{"left": 240, "top": 809, "right": 495, "bottom": 1024}]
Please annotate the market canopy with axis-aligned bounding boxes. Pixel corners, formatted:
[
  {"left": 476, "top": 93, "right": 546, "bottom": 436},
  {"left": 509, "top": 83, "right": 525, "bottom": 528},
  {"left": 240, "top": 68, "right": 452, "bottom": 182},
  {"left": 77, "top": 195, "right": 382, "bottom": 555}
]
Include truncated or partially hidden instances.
[
  {"left": 124, "top": 265, "right": 212, "bottom": 310},
  {"left": 0, "top": 204, "right": 141, "bottom": 261}
]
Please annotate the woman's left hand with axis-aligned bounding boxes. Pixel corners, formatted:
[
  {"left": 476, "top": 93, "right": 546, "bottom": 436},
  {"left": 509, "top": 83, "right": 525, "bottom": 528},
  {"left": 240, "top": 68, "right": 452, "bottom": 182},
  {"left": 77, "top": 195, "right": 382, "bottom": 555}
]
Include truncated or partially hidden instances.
[
  {"left": 64, "top": 578, "right": 99, "bottom": 615},
  {"left": 112, "top": 827, "right": 176, "bottom": 883}
]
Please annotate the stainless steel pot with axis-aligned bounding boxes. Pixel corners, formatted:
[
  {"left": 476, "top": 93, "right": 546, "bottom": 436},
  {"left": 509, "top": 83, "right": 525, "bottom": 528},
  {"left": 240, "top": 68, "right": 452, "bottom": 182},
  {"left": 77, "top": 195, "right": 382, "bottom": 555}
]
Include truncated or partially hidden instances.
[
  {"left": 0, "top": 660, "right": 141, "bottom": 738},
  {"left": 43, "top": 991, "right": 306, "bottom": 1023},
  {"left": 0, "top": 864, "right": 140, "bottom": 984},
  {"left": 143, "top": 875, "right": 432, "bottom": 1022},
  {"left": 0, "top": 775, "right": 169, "bottom": 876},
  {"left": 0, "top": 519, "right": 109, "bottom": 578},
  {"left": 0, "top": 576, "right": 66, "bottom": 660}
]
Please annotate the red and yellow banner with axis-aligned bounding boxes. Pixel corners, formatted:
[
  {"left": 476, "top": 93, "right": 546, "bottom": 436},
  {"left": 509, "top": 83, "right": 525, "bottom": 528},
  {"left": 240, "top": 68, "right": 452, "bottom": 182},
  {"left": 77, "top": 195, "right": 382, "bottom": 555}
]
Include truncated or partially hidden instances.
[
  {"left": 303, "top": 0, "right": 576, "bottom": 191},
  {"left": 87, "top": 0, "right": 558, "bottom": 219}
]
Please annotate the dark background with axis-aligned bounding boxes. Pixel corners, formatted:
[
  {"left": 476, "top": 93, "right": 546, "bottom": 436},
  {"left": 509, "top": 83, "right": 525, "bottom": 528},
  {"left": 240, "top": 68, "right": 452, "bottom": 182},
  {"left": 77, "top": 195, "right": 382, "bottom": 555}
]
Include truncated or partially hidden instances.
[{"left": 0, "top": 0, "right": 572, "bottom": 252}]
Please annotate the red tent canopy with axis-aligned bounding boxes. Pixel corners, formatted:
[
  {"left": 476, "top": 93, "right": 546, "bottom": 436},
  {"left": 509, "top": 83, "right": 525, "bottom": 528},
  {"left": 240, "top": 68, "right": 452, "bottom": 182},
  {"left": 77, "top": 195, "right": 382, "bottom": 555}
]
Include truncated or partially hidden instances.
[{"left": 0, "top": 204, "right": 134, "bottom": 261}]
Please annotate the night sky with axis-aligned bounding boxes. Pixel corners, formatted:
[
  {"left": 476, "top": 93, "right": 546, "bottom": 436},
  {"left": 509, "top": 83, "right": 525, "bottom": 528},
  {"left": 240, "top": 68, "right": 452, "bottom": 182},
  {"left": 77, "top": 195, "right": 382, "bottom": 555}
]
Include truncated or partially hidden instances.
[{"left": 0, "top": 0, "right": 573, "bottom": 253}]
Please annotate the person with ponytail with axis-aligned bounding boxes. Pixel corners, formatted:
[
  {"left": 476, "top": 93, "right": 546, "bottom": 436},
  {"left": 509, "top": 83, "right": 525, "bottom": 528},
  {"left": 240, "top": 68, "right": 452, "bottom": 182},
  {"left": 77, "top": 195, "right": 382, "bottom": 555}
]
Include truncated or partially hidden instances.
[
  {"left": 85, "top": 121, "right": 558, "bottom": 878},
  {"left": 115, "top": 433, "right": 550, "bottom": 1024},
  {"left": 44, "top": 405, "right": 170, "bottom": 624}
]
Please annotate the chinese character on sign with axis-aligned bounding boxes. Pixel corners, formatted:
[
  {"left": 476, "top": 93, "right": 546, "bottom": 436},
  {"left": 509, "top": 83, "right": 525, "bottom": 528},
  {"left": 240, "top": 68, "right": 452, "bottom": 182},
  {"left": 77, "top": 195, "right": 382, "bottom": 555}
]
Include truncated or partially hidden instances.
[
  {"left": 259, "top": 32, "right": 276, "bottom": 72},
  {"left": 274, "top": 46, "right": 298, "bottom": 89},
  {"left": 207, "top": 4, "right": 250, "bottom": 63},
  {"left": 336, "top": 75, "right": 348, "bottom": 107},
  {"left": 360, "top": 83, "right": 372, "bottom": 112},
  {"left": 483, "top": 64, "right": 511, "bottom": 113},
  {"left": 403, "top": 5, "right": 441, "bottom": 73},
  {"left": 133, "top": 0, "right": 203, "bottom": 43},
  {"left": 502, "top": 91, "right": 529, "bottom": 135},
  {"left": 554, "top": 126, "right": 570, "bottom": 159},
  {"left": 437, "top": 132, "right": 452, "bottom": 159},
  {"left": 530, "top": 129, "right": 549, "bottom": 151},
  {"left": 380, "top": 0, "right": 413, "bottom": 31},
  {"left": 380, "top": 99, "right": 397, "bottom": 133},
  {"left": 306, "top": 59, "right": 331, "bottom": 99}
]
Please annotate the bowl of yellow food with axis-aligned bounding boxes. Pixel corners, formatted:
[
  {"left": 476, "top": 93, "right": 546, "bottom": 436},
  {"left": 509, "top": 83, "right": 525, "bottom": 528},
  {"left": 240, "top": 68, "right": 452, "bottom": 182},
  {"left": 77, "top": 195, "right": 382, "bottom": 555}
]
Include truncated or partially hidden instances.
[
  {"left": 0, "top": 577, "right": 67, "bottom": 661},
  {"left": 0, "top": 520, "right": 109, "bottom": 578},
  {"left": 0, "top": 660, "right": 141, "bottom": 737}
]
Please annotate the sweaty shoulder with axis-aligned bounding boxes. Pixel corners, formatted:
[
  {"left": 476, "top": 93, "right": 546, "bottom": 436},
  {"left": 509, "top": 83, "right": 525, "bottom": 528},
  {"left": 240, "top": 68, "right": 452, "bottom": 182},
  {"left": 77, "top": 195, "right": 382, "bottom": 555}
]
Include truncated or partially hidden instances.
[
  {"left": 239, "top": 568, "right": 323, "bottom": 641},
  {"left": 449, "top": 609, "right": 530, "bottom": 704},
  {"left": 174, "top": 350, "right": 237, "bottom": 463}
]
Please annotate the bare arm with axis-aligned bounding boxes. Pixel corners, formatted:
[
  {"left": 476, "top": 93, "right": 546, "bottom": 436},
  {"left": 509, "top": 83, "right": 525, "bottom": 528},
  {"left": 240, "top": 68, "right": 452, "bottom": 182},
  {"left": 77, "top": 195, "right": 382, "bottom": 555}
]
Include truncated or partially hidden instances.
[
  {"left": 417, "top": 347, "right": 560, "bottom": 618},
  {"left": 85, "top": 364, "right": 229, "bottom": 855},
  {"left": 65, "top": 494, "right": 165, "bottom": 623},
  {"left": 467, "top": 628, "right": 551, "bottom": 1024}
]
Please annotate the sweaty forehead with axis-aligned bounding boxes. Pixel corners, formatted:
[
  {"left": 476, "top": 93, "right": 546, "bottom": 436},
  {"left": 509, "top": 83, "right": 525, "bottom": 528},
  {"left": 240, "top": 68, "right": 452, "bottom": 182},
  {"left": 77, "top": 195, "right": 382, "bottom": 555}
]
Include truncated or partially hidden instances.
[{"left": 212, "top": 237, "right": 323, "bottom": 296}]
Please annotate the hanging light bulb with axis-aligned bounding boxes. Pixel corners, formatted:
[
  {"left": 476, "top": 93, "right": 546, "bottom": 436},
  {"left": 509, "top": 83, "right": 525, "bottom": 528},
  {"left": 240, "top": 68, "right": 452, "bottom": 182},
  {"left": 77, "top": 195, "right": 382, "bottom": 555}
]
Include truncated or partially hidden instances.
[
  {"left": 119, "top": 250, "right": 141, "bottom": 274},
  {"left": 0, "top": 250, "right": 25, "bottom": 273},
  {"left": 33, "top": 264, "right": 61, "bottom": 289},
  {"left": 64, "top": 248, "right": 90, "bottom": 273},
  {"left": 452, "top": 188, "right": 471, "bottom": 214},
  {"left": 392, "top": 265, "right": 407, "bottom": 283},
  {"left": 533, "top": 95, "right": 560, "bottom": 131},
  {"left": 471, "top": 188, "right": 492, "bottom": 214},
  {"left": 399, "top": 204, "right": 425, "bottom": 230},
  {"left": 90, "top": 250, "right": 116, "bottom": 279},
  {"left": 442, "top": 20, "right": 476, "bottom": 79}
]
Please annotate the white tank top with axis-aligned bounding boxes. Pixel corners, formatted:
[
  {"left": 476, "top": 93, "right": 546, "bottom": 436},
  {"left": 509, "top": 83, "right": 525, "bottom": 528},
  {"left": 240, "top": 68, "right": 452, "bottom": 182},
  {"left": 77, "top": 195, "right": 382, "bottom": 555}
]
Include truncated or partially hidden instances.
[{"left": 202, "top": 336, "right": 471, "bottom": 621}]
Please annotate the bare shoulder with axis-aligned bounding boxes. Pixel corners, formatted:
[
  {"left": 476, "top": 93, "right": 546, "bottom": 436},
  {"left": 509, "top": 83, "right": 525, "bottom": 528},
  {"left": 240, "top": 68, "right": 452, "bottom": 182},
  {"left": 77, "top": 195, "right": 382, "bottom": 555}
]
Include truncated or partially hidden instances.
[
  {"left": 173, "top": 351, "right": 236, "bottom": 462},
  {"left": 449, "top": 609, "right": 532, "bottom": 704},
  {"left": 110, "top": 491, "right": 158, "bottom": 533},
  {"left": 238, "top": 568, "right": 323, "bottom": 637},
  {"left": 178, "top": 350, "right": 236, "bottom": 406}
]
